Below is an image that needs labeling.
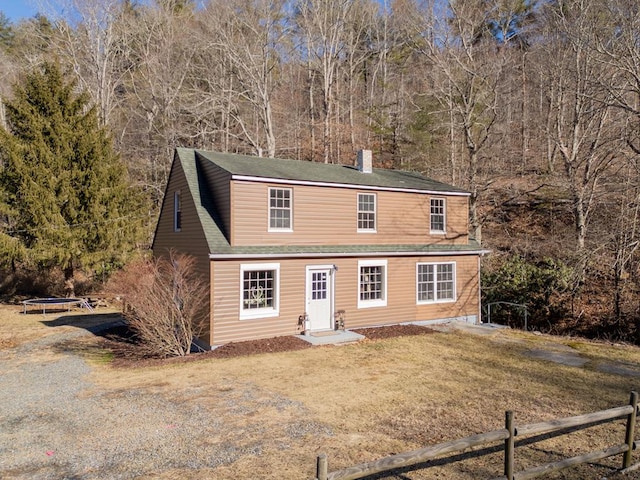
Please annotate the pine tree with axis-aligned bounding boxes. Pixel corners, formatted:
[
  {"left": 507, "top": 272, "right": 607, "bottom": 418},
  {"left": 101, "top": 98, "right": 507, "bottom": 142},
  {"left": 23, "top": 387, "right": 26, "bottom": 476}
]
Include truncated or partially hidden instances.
[
  {"left": 0, "top": 12, "right": 14, "bottom": 50},
  {"left": 0, "top": 62, "right": 147, "bottom": 295}
]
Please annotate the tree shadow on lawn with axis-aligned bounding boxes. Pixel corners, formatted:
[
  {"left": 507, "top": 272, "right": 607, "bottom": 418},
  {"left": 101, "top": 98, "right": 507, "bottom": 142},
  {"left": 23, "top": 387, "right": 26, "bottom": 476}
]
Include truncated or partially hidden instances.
[
  {"left": 41, "top": 312, "right": 126, "bottom": 335},
  {"left": 42, "top": 312, "right": 147, "bottom": 362}
]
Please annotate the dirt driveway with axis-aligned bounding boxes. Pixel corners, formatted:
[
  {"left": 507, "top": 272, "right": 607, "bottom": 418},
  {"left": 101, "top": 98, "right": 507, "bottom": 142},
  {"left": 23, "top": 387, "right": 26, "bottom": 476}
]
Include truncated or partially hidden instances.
[{"left": 0, "top": 310, "right": 331, "bottom": 479}]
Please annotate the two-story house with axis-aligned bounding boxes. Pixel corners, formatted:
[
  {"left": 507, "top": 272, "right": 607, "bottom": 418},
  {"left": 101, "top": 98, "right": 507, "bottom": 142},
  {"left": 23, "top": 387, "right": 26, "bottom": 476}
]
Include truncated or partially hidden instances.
[{"left": 152, "top": 148, "right": 486, "bottom": 348}]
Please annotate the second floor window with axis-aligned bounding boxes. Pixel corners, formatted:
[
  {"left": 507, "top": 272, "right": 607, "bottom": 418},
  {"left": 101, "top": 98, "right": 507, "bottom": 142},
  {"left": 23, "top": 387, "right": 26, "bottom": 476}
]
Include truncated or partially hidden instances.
[
  {"left": 430, "top": 198, "right": 445, "bottom": 233},
  {"left": 269, "top": 187, "right": 292, "bottom": 231},
  {"left": 357, "top": 193, "right": 376, "bottom": 231}
]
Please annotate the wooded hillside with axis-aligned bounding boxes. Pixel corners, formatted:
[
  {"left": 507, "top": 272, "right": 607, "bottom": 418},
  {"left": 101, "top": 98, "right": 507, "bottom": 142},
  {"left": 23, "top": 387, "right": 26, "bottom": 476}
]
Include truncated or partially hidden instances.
[{"left": 1, "top": 0, "right": 639, "bottom": 342}]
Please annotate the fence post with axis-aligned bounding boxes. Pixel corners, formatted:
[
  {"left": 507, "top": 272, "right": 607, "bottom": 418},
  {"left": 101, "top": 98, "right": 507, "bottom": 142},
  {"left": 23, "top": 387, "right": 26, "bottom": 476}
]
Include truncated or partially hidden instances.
[
  {"left": 317, "top": 453, "right": 328, "bottom": 480},
  {"left": 623, "top": 391, "right": 638, "bottom": 469},
  {"left": 504, "top": 410, "right": 515, "bottom": 480}
]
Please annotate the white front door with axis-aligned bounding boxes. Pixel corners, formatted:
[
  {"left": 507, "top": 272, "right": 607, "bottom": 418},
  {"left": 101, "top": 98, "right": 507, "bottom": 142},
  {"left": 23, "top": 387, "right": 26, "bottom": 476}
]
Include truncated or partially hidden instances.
[{"left": 306, "top": 266, "right": 333, "bottom": 331}]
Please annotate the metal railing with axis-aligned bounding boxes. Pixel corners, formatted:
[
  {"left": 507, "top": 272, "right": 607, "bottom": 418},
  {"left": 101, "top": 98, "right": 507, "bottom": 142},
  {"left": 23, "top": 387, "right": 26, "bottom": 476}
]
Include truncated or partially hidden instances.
[{"left": 484, "top": 301, "right": 529, "bottom": 331}]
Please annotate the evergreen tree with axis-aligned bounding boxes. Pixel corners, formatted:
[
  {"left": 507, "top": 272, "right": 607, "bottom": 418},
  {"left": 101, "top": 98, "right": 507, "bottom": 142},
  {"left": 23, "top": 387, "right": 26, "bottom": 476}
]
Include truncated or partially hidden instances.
[
  {"left": 0, "top": 12, "right": 14, "bottom": 51},
  {"left": 0, "top": 62, "right": 147, "bottom": 295}
]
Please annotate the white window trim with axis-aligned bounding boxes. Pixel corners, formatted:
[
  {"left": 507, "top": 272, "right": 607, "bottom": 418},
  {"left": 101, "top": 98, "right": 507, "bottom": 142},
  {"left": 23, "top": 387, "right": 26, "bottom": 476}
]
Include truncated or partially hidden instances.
[
  {"left": 268, "top": 187, "right": 293, "bottom": 232},
  {"left": 357, "top": 259, "right": 387, "bottom": 309},
  {"left": 173, "top": 191, "right": 181, "bottom": 232},
  {"left": 239, "top": 263, "right": 280, "bottom": 320},
  {"left": 416, "top": 262, "right": 456, "bottom": 304},
  {"left": 357, "top": 192, "right": 377, "bottom": 233},
  {"left": 430, "top": 197, "right": 446, "bottom": 234}
]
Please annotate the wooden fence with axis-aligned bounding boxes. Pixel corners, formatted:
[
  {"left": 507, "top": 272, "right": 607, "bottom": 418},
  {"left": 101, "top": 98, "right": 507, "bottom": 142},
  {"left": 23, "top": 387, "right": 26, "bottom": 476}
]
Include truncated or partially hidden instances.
[{"left": 314, "top": 391, "right": 638, "bottom": 480}]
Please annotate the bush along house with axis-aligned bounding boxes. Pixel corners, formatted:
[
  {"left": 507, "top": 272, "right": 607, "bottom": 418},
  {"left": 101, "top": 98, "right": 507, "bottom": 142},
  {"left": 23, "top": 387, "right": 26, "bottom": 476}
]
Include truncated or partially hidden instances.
[{"left": 152, "top": 148, "right": 487, "bottom": 349}]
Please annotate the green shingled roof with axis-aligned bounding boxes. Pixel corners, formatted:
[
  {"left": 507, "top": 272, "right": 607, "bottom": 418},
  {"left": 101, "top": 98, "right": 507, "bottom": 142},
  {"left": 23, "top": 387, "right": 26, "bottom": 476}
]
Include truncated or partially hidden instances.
[
  {"left": 209, "top": 241, "right": 485, "bottom": 258},
  {"left": 175, "top": 148, "right": 233, "bottom": 254},
  {"left": 194, "top": 149, "right": 469, "bottom": 195},
  {"left": 174, "top": 148, "right": 479, "bottom": 256}
]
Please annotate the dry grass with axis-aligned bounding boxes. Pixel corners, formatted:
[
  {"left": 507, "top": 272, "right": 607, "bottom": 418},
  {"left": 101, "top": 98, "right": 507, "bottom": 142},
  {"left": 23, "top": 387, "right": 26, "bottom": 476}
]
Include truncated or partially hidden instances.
[
  {"left": 0, "top": 303, "right": 50, "bottom": 346},
  {"left": 3, "top": 305, "right": 640, "bottom": 479}
]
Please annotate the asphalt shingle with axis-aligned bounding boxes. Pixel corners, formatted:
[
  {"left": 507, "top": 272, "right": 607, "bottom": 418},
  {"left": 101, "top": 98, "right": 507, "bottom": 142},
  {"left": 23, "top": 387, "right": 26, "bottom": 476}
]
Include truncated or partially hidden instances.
[{"left": 174, "top": 148, "right": 479, "bottom": 256}]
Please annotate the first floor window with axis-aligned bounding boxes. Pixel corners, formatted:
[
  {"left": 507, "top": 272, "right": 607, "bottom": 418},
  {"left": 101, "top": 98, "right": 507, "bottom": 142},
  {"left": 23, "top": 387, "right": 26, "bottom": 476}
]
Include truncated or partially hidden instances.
[
  {"left": 417, "top": 262, "right": 455, "bottom": 303},
  {"left": 358, "top": 259, "right": 387, "bottom": 308},
  {"left": 240, "top": 263, "right": 280, "bottom": 319}
]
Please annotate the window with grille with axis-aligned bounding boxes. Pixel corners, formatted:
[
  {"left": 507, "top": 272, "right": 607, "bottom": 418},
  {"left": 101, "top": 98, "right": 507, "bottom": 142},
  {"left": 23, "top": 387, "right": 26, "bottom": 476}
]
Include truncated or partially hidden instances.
[
  {"left": 269, "top": 188, "right": 292, "bottom": 231},
  {"left": 417, "top": 262, "right": 455, "bottom": 303},
  {"left": 311, "top": 271, "right": 327, "bottom": 300},
  {"left": 358, "top": 260, "right": 387, "bottom": 308},
  {"left": 430, "top": 198, "right": 445, "bottom": 233},
  {"left": 240, "top": 264, "right": 280, "bottom": 319},
  {"left": 357, "top": 193, "right": 376, "bottom": 231}
]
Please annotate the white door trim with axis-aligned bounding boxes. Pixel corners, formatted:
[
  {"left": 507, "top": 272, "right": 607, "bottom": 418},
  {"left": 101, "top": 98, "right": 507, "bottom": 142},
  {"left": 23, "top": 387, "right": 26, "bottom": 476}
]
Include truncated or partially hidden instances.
[{"left": 305, "top": 264, "right": 335, "bottom": 331}]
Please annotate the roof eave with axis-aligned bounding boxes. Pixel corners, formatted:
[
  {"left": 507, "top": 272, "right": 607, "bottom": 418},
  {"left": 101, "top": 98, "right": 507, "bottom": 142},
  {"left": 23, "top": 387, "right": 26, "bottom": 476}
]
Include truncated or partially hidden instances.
[
  {"left": 230, "top": 174, "right": 471, "bottom": 197},
  {"left": 209, "top": 249, "right": 489, "bottom": 260}
]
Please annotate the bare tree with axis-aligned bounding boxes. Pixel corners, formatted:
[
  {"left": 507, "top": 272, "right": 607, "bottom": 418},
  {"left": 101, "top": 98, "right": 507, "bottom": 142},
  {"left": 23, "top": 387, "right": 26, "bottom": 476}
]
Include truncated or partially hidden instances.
[
  {"left": 361, "top": 0, "right": 425, "bottom": 167},
  {"left": 41, "top": 0, "right": 131, "bottom": 126},
  {"left": 295, "top": 0, "right": 353, "bottom": 163},
  {"left": 119, "top": 1, "right": 198, "bottom": 204},
  {"left": 541, "top": 0, "right": 622, "bottom": 251},
  {"left": 592, "top": 0, "right": 640, "bottom": 156},
  {"left": 199, "top": 0, "right": 288, "bottom": 158},
  {"left": 109, "top": 252, "right": 209, "bottom": 357},
  {"left": 609, "top": 164, "right": 640, "bottom": 320},
  {"left": 339, "top": 0, "right": 377, "bottom": 158},
  {"left": 410, "top": 0, "right": 507, "bottom": 243}
]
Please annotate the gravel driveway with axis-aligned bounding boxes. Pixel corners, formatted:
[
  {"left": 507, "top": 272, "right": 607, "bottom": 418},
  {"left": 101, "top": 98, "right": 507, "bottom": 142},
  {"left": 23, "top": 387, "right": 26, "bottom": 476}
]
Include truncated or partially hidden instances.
[{"left": 0, "top": 315, "right": 328, "bottom": 479}]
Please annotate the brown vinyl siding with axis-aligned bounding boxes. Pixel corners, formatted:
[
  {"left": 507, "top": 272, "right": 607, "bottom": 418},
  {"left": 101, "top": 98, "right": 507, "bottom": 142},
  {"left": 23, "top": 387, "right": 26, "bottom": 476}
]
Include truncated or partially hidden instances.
[
  {"left": 198, "top": 158, "right": 232, "bottom": 242},
  {"left": 231, "top": 180, "right": 469, "bottom": 247},
  {"left": 210, "top": 254, "right": 479, "bottom": 345},
  {"left": 152, "top": 158, "right": 212, "bottom": 342},
  {"left": 211, "top": 259, "right": 306, "bottom": 344},
  {"left": 152, "top": 161, "right": 210, "bottom": 271}
]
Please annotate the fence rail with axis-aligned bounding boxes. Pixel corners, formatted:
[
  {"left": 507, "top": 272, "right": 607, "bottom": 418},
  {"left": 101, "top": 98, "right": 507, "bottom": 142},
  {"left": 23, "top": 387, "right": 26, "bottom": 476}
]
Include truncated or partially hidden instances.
[{"left": 314, "top": 391, "right": 638, "bottom": 480}]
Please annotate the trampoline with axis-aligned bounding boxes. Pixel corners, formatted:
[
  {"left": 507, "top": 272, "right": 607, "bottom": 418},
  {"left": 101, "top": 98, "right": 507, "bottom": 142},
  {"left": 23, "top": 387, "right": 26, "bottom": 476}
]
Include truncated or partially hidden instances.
[{"left": 22, "top": 297, "right": 93, "bottom": 315}]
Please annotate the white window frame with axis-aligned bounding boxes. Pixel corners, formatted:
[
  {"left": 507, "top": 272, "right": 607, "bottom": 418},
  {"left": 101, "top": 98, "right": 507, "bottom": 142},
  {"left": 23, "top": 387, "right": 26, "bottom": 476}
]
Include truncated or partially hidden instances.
[
  {"left": 357, "top": 193, "right": 377, "bottom": 232},
  {"left": 174, "top": 191, "right": 182, "bottom": 232},
  {"left": 239, "top": 263, "right": 280, "bottom": 320},
  {"left": 268, "top": 187, "right": 293, "bottom": 232},
  {"left": 357, "top": 259, "right": 387, "bottom": 309},
  {"left": 430, "top": 197, "right": 446, "bottom": 234},
  {"left": 416, "top": 262, "right": 456, "bottom": 304}
]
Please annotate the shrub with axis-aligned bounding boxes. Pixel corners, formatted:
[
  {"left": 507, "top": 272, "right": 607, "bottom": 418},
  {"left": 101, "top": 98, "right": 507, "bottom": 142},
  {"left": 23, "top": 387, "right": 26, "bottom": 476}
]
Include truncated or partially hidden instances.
[
  {"left": 482, "top": 255, "right": 573, "bottom": 330},
  {"left": 108, "top": 252, "right": 208, "bottom": 357}
]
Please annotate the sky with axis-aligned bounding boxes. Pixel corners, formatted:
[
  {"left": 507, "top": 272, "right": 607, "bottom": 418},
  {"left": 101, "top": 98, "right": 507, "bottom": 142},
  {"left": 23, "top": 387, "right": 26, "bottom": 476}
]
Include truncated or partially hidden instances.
[{"left": 1, "top": 0, "right": 39, "bottom": 23}]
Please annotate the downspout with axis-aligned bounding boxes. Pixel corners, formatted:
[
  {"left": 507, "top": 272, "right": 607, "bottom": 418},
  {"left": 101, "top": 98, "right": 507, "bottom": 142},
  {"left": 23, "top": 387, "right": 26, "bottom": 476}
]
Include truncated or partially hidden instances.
[{"left": 477, "top": 254, "right": 483, "bottom": 325}]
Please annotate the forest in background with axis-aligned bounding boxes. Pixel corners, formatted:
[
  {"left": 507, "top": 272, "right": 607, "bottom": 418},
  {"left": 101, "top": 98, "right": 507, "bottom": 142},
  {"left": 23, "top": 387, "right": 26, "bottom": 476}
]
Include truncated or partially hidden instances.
[{"left": 1, "top": 0, "right": 640, "bottom": 342}]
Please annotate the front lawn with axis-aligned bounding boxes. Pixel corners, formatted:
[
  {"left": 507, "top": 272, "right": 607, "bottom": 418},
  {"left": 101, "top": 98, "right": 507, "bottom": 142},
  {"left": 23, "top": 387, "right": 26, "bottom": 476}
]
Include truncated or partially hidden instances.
[{"left": 2, "top": 304, "right": 639, "bottom": 479}]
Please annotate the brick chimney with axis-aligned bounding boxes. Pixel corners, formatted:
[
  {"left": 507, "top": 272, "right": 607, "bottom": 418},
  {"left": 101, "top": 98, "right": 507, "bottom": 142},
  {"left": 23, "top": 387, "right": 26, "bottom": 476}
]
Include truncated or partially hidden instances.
[{"left": 357, "top": 149, "right": 372, "bottom": 173}]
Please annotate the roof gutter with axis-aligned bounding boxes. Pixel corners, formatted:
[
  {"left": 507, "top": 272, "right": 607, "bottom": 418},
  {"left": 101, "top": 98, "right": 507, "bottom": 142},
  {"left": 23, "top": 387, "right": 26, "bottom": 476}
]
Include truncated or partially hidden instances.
[{"left": 209, "top": 249, "right": 490, "bottom": 260}]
